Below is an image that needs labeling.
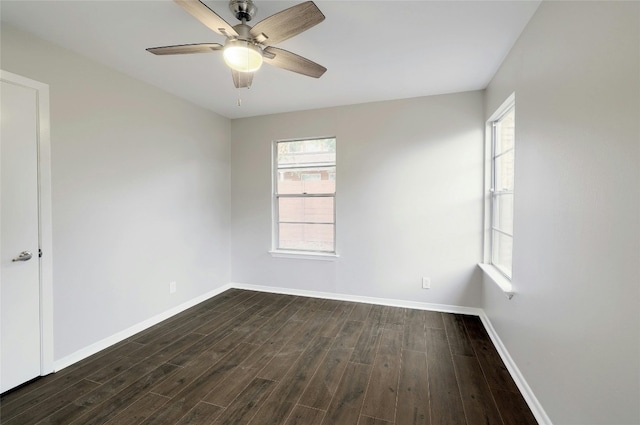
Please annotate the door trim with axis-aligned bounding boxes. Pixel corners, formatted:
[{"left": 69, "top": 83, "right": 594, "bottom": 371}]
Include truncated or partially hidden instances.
[{"left": 1, "top": 70, "right": 54, "bottom": 375}]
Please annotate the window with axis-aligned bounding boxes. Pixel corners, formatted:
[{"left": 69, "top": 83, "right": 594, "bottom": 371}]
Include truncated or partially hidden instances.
[
  {"left": 489, "top": 99, "right": 515, "bottom": 279},
  {"left": 273, "top": 138, "right": 336, "bottom": 254}
]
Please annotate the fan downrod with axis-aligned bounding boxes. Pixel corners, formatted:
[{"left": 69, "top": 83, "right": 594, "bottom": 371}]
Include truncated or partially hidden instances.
[{"left": 229, "top": 0, "right": 257, "bottom": 22}]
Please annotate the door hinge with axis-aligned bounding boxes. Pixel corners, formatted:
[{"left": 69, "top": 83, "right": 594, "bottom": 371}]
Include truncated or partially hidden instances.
[{"left": 39, "top": 248, "right": 42, "bottom": 258}]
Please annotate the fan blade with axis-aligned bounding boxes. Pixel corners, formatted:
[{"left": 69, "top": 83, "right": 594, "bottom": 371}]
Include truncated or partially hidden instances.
[
  {"left": 249, "top": 1, "right": 324, "bottom": 46},
  {"left": 263, "top": 47, "right": 326, "bottom": 78},
  {"left": 232, "top": 70, "right": 254, "bottom": 88},
  {"left": 174, "top": 0, "right": 238, "bottom": 37},
  {"left": 146, "top": 43, "right": 223, "bottom": 55}
]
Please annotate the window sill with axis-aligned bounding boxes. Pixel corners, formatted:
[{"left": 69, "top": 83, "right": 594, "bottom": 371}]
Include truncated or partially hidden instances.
[
  {"left": 269, "top": 250, "right": 339, "bottom": 261},
  {"left": 478, "top": 263, "right": 514, "bottom": 299}
]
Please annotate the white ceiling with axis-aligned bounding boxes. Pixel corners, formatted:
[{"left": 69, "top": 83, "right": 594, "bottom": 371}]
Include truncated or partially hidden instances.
[{"left": 1, "top": 0, "right": 540, "bottom": 119}]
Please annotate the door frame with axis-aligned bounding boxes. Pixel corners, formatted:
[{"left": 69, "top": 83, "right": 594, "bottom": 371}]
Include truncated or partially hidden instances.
[{"left": 1, "top": 70, "right": 54, "bottom": 376}]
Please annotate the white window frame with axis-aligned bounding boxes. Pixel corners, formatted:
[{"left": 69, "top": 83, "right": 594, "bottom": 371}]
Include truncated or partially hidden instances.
[
  {"left": 270, "top": 137, "right": 338, "bottom": 260},
  {"left": 482, "top": 93, "right": 515, "bottom": 295}
]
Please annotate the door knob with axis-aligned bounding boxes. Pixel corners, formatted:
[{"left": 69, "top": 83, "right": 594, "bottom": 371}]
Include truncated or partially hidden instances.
[{"left": 12, "top": 251, "right": 33, "bottom": 262}]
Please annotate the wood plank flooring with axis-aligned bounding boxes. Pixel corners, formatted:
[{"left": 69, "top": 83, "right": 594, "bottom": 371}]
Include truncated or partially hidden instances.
[{"left": 0, "top": 289, "right": 538, "bottom": 425}]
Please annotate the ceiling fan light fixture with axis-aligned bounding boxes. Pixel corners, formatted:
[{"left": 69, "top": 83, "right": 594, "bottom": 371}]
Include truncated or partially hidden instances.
[{"left": 223, "top": 40, "right": 263, "bottom": 73}]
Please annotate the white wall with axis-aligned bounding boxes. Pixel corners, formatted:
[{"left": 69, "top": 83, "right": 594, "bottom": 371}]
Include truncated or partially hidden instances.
[
  {"left": 1, "top": 25, "right": 231, "bottom": 361},
  {"left": 231, "top": 92, "right": 485, "bottom": 307},
  {"left": 483, "top": 2, "right": 640, "bottom": 424}
]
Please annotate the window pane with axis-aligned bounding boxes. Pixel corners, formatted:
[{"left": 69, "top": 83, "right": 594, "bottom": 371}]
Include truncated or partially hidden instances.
[
  {"left": 492, "top": 193, "right": 514, "bottom": 235},
  {"left": 489, "top": 101, "right": 514, "bottom": 279},
  {"left": 495, "top": 109, "right": 515, "bottom": 154},
  {"left": 279, "top": 223, "right": 334, "bottom": 252},
  {"left": 491, "top": 230, "right": 513, "bottom": 278},
  {"left": 277, "top": 167, "right": 336, "bottom": 195},
  {"left": 494, "top": 150, "right": 514, "bottom": 191},
  {"left": 277, "top": 139, "right": 336, "bottom": 167},
  {"left": 279, "top": 197, "right": 334, "bottom": 224},
  {"left": 275, "top": 138, "right": 337, "bottom": 253}
]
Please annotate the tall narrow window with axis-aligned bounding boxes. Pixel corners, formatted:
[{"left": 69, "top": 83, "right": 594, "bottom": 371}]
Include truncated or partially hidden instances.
[
  {"left": 274, "top": 138, "right": 336, "bottom": 253},
  {"left": 490, "top": 103, "right": 515, "bottom": 278}
]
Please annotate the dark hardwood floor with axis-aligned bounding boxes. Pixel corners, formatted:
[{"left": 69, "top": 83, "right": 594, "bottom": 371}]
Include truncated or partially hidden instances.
[{"left": 0, "top": 289, "right": 538, "bottom": 425}]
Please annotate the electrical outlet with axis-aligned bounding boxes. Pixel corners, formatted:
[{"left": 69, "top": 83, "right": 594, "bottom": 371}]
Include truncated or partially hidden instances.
[
  {"left": 169, "top": 281, "right": 177, "bottom": 294},
  {"left": 422, "top": 277, "right": 431, "bottom": 289}
]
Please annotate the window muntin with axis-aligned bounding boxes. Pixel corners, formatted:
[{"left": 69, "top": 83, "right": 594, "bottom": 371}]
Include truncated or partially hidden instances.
[
  {"left": 490, "top": 105, "right": 515, "bottom": 278},
  {"left": 274, "top": 138, "right": 336, "bottom": 253}
]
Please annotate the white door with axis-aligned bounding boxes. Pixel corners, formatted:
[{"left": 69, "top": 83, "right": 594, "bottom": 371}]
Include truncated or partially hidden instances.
[{"left": 0, "top": 79, "right": 42, "bottom": 393}]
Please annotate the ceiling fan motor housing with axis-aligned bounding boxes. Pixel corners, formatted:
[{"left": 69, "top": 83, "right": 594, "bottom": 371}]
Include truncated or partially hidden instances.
[
  {"left": 229, "top": 0, "right": 257, "bottom": 22},
  {"left": 227, "top": 23, "right": 261, "bottom": 50}
]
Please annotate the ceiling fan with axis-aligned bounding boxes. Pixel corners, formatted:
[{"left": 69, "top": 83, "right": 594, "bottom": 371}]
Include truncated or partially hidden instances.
[{"left": 147, "top": 0, "right": 327, "bottom": 89}]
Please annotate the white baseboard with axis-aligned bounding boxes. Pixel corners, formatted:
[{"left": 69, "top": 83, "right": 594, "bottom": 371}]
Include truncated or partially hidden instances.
[
  {"left": 51, "top": 281, "right": 550, "bottom": 425},
  {"left": 54, "top": 282, "right": 480, "bottom": 373},
  {"left": 233, "top": 282, "right": 550, "bottom": 424},
  {"left": 231, "top": 282, "right": 483, "bottom": 316},
  {"left": 478, "top": 312, "right": 552, "bottom": 425},
  {"left": 53, "top": 284, "right": 234, "bottom": 372}
]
